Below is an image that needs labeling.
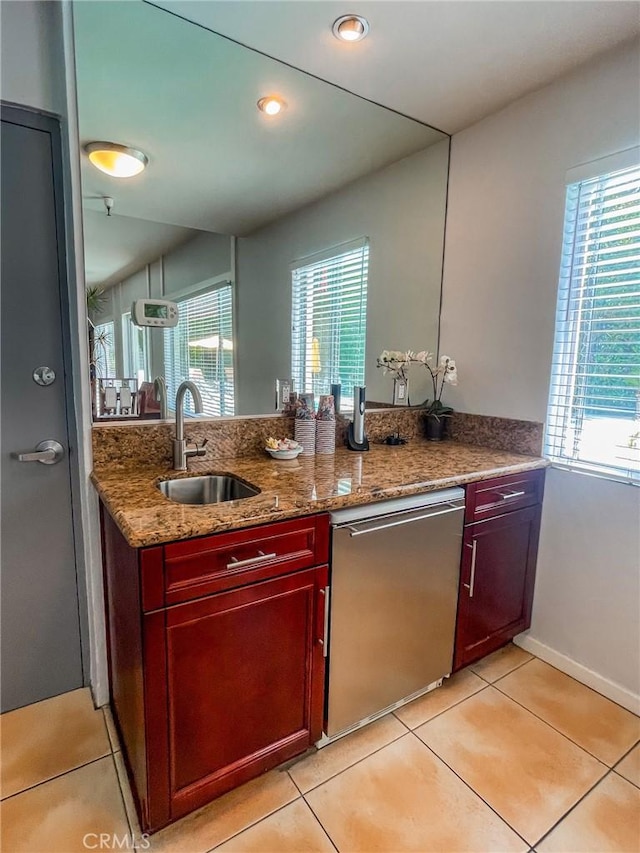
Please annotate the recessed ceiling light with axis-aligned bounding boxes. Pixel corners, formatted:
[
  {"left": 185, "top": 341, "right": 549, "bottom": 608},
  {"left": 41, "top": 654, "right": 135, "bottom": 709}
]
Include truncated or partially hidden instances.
[
  {"left": 84, "top": 142, "right": 148, "bottom": 178},
  {"left": 257, "top": 96, "right": 286, "bottom": 116},
  {"left": 332, "top": 14, "right": 369, "bottom": 42}
]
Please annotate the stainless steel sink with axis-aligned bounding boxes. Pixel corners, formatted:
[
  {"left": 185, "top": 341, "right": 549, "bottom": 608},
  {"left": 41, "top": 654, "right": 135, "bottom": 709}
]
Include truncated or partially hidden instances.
[{"left": 158, "top": 475, "right": 260, "bottom": 505}]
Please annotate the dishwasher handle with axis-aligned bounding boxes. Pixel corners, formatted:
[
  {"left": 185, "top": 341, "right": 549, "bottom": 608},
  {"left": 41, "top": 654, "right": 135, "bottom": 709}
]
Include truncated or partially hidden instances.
[{"left": 346, "top": 501, "right": 464, "bottom": 537}]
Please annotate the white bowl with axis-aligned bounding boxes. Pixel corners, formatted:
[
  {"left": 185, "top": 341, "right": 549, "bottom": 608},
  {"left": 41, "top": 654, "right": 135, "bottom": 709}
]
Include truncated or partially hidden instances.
[{"left": 265, "top": 447, "right": 303, "bottom": 460}]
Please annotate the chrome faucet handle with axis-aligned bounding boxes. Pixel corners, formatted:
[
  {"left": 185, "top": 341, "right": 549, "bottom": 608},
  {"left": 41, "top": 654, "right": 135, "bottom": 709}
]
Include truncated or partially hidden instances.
[
  {"left": 185, "top": 437, "right": 208, "bottom": 458},
  {"left": 194, "top": 438, "right": 208, "bottom": 457}
]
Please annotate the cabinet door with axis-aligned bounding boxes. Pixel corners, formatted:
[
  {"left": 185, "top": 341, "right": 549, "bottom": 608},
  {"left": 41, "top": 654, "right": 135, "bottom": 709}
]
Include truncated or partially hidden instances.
[
  {"left": 454, "top": 505, "right": 541, "bottom": 670},
  {"left": 164, "top": 565, "right": 327, "bottom": 821}
]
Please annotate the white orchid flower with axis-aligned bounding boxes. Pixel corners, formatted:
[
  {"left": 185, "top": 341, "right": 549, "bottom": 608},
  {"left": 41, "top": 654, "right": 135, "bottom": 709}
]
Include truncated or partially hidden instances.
[
  {"left": 443, "top": 359, "right": 458, "bottom": 385},
  {"left": 415, "top": 351, "right": 432, "bottom": 364}
]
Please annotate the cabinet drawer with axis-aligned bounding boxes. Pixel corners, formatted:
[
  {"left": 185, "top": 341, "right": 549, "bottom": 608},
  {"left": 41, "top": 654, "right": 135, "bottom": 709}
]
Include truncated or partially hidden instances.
[
  {"left": 465, "top": 469, "right": 544, "bottom": 523},
  {"left": 162, "top": 514, "right": 329, "bottom": 605}
]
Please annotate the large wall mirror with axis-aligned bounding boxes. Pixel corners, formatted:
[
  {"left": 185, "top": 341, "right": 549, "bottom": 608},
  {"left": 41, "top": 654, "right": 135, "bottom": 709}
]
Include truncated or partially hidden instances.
[{"left": 74, "top": 1, "right": 450, "bottom": 421}]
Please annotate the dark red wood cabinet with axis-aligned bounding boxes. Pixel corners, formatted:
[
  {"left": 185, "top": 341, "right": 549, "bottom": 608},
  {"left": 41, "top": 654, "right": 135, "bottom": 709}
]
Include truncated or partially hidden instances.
[
  {"left": 101, "top": 509, "right": 329, "bottom": 833},
  {"left": 453, "top": 469, "right": 545, "bottom": 670}
]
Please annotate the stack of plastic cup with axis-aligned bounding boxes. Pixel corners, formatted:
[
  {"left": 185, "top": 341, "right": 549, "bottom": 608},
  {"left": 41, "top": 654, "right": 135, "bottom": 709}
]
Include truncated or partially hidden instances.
[
  {"left": 316, "top": 394, "right": 336, "bottom": 455},
  {"left": 294, "top": 394, "right": 316, "bottom": 456}
]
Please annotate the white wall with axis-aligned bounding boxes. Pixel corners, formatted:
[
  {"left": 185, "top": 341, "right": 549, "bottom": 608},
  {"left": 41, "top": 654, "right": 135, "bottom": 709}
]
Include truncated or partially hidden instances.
[
  {"left": 441, "top": 40, "right": 640, "bottom": 701},
  {"left": 161, "top": 232, "right": 231, "bottom": 297},
  {"left": 236, "top": 141, "right": 449, "bottom": 414},
  {"left": 0, "top": 1, "right": 65, "bottom": 115}
]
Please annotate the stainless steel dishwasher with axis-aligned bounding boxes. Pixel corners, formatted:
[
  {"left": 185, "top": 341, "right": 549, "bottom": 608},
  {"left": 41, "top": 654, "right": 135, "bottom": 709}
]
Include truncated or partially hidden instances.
[{"left": 323, "top": 487, "right": 464, "bottom": 743}]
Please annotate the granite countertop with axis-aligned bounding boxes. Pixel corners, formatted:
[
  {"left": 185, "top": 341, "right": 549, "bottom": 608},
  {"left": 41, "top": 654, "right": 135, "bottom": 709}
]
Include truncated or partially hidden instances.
[{"left": 91, "top": 439, "right": 549, "bottom": 549}]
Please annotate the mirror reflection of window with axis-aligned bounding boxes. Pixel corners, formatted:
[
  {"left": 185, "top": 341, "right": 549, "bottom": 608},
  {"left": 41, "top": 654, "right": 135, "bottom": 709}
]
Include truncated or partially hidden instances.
[
  {"left": 93, "top": 320, "right": 115, "bottom": 378},
  {"left": 122, "top": 312, "right": 149, "bottom": 388},
  {"left": 291, "top": 239, "right": 369, "bottom": 402},
  {"left": 164, "top": 284, "right": 235, "bottom": 418}
]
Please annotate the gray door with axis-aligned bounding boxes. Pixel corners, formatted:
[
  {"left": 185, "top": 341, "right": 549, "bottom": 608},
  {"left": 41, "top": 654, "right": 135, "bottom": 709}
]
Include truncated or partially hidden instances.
[{"left": 1, "top": 107, "right": 83, "bottom": 711}]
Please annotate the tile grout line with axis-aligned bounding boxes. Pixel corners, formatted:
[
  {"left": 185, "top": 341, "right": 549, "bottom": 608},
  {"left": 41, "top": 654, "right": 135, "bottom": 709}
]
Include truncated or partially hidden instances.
[
  {"left": 613, "top": 736, "right": 640, "bottom": 767},
  {"left": 0, "top": 752, "right": 113, "bottom": 803},
  {"left": 393, "top": 679, "right": 490, "bottom": 730},
  {"left": 470, "top": 653, "right": 535, "bottom": 686},
  {"left": 203, "top": 786, "right": 303, "bottom": 853},
  {"left": 612, "top": 752, "right": 640, "bottom": 790},
  {"left": 286, "top": 769, "right": 304, "bottom": 797},
  {"left": 301, "top": 793, "right": 340, "bottom": 853},
  {"left": 410, "top": 732, "right": 531, "bottom": 848},
  {"left": 391, "top": 711, "right": 412, "bottom": 731},
  {"left": 490, "top": 680, "right": 636, "bottom": 768},
  {"left": 612, "top": 770, "right": 640, "bottom": 790},
  {"left": 289, "top": 727, "right": 409, "bottom": 797},
  {"left": 532, "top": 768, "right": 616, "bottom": 849}
]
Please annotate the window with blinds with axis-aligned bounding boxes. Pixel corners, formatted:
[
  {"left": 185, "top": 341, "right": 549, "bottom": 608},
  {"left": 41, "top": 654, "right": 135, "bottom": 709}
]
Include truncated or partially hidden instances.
[
  {"left": 93, "top": 320, "right": 115, "bottom": 378},
  {"left": 164, "top": 283, "right": 235, "bottom": 417},
  {"left": 291, "top": 238, "right": 369, "bottom": 405},
  {"left": 545, "top": 161, "right": 640, "bottom": 483},
  {"left": 122, "top": 312, "right": 149, "bottom": 386}
]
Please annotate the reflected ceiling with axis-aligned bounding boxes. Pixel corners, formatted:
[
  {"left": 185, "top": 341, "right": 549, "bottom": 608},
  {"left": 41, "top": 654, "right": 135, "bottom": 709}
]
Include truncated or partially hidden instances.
[{"left": 74, "top": 1, "right": 444, "bottom": 240}]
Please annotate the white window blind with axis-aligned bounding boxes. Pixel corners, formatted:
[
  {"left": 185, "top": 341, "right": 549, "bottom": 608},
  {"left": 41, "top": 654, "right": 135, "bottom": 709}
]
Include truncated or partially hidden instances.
[
  {"left": 122, "top": 312, "right": 149, "bottom": 387},
  {"left": 291, "top": 238, "right": 368, "bottom": 403},
  {"left": 545, "top": 163, "right": 640, "bottom": 483},
  {"left": 164, "top": 283, "right": 235, "bottom": 417},
  {"left": 93, "top": 320, "right": 115, "bottom": 378}
]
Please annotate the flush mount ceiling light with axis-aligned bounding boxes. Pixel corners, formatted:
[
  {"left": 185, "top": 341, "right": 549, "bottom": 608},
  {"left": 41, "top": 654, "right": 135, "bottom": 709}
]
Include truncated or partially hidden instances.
[
  {"left": 84, "top": 142, "right": 148, "bottom": 178},
  {"left": 257, "top": 95, "right": 286, "bottom": 116},
  {"left": 332, "top": 14, "right": 369, "bottom": 42}
]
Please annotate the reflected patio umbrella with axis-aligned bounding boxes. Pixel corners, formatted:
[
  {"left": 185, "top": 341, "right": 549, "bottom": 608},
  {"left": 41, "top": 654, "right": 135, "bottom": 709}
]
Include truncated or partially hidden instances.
[
  {"left": 188, "top": 335, "right": 233, "bottom": 350},
  {"left": 311, "top": 336, "right": 322, "bottom": 396},
  {"left": 311, "top": 337, "right": 322, "bottom": 374}
]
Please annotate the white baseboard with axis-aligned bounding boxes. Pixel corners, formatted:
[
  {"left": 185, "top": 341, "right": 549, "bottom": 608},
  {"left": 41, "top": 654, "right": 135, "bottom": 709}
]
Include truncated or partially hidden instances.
[{"left": 514, "top": 634, "right": 640, "bottom": 716}]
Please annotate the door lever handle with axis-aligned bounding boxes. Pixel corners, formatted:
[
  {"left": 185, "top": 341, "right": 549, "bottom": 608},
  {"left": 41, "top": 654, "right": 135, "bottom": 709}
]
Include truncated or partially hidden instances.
[{"left": 13, "top": 439, "right": 64, "bottom": 465}]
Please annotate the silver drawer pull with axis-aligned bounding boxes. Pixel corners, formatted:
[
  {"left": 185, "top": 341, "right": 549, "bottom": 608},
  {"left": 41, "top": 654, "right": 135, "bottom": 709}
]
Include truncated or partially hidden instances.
[
  {"left": 226, "top": 550, "right": 277, "bottom": 570},
  {"left": 463, "top": 540, "right": 477, "bottom": 598},
  {"left": 495, "top": 489, "right": 526, "bottom": 500}
]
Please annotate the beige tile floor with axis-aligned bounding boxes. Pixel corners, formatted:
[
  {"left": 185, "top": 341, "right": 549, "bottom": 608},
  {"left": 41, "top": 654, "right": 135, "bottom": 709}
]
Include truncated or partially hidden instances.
[{"left": 1, "top": 644, "right": 639, "bottom": 853}]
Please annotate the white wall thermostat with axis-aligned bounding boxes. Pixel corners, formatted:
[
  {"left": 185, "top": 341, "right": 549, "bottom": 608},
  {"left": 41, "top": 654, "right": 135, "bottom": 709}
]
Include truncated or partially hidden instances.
[{"left": 131, "top": 299, "right": 179, "bottom": 328}]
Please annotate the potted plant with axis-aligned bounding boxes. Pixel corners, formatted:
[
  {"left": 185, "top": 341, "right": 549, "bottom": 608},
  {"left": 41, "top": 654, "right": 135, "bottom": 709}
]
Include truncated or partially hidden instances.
[
  {"left": 376, "top": 350, "right": 459, "bottom": 435},
  {"left": 414, "top": 351, "right": 458, "bottom": 440}
]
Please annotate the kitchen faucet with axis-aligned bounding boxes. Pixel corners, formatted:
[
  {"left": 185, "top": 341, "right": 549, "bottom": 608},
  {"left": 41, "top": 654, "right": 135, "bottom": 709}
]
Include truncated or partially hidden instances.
[{"left": 173, "top": 380, "right": 208, "bottom": 470}]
